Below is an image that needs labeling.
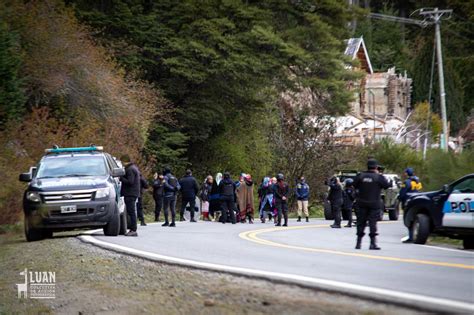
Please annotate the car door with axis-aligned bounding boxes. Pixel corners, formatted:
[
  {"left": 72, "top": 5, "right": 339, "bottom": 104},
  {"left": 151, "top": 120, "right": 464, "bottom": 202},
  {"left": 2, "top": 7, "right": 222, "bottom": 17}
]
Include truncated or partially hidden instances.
[{"left": 442, "top": 176, "right": 474, "bottom": 228}]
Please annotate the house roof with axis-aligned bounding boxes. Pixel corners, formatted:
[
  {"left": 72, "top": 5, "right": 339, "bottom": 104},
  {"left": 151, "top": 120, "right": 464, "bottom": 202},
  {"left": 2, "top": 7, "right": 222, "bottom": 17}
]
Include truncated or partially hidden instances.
[{"left": 344, "top": 37, "right": 373, "bottom": 74}]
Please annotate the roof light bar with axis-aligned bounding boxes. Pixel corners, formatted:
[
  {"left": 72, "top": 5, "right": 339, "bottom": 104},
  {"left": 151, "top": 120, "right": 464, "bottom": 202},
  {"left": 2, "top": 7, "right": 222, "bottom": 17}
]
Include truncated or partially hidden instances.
[{"left": 45, "top": 146, "right": 104, "bottom": 153}]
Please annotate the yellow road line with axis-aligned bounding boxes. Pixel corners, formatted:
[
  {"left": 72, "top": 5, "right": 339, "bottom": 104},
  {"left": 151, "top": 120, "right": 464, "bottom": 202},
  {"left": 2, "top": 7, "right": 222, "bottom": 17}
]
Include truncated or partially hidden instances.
[{"left": 239, "top": 224, "right": 474, "bottom": 270}]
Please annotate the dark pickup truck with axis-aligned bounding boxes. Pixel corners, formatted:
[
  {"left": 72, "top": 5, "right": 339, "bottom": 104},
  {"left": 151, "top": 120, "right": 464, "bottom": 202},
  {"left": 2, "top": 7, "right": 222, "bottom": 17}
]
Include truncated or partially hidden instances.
[
  {"left": 404, "top": 174, "right": 474, "bottom": 249},
  {"left": 19, "top": 146, "right": 126, "bottom": 241}
]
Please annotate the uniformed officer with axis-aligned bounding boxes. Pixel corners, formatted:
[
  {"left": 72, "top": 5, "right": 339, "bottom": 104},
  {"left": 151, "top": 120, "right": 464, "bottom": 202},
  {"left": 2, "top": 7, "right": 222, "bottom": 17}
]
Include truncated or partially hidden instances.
[{"left": 353, "top": 159, "right": 391, "bottom": 249}]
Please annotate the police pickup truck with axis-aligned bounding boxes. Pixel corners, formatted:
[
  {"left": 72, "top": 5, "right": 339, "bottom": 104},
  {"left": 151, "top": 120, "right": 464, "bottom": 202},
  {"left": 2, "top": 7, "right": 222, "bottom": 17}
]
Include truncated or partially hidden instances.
[
  {"left": 19, "top": 146, "right": 126, "bottom": 241},
  {"left": 404, "top": 174, "right": 474, "bottom": 249}
]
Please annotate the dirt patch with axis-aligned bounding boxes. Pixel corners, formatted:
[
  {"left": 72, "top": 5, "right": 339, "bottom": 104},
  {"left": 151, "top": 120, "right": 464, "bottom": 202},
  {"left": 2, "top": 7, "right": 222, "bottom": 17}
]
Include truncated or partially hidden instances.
[{"left": 0, "top": 232, "right": 428, "bottom": 315}]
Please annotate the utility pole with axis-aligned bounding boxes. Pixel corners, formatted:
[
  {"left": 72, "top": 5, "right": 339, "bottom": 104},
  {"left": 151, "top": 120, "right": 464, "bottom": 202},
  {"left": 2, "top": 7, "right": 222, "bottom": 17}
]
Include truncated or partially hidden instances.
[
  {"left": 418, "top": 8, "right": 452, "bottom": 152},
  {"left": 368, "top": 8, "right": 452, "bottom": 152}
]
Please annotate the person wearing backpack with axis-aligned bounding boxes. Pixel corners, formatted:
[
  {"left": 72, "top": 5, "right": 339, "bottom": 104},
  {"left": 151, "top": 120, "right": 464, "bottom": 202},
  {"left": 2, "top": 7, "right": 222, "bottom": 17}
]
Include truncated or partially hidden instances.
[
  {"left": 162, "top": 167, "right": 181, "bottom": 227},
  {"left": 399, "top": 167, "right": 423, "bottom": 243},
  {"left": 178, "top": 169, "right": 200, "bottom": 222},
  {"left": 218, "top": 172, "right": 236, "bottom": 224}
]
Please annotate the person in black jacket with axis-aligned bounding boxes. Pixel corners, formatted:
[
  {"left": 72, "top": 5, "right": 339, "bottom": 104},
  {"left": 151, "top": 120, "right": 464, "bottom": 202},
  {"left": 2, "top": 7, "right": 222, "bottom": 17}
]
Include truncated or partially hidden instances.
[
  {"left": 342, "top": 178, "right": 355, "bottom": 228},
  {"left": 353, "top": 159, "right": 391, "bottom": 250},
  {"left": 218, "top": 172, "right": 236, "bottom": 224},
  {"left": 136, "top": 172, "right": 149, "bottom": 226},
  {"left": 152, "top": 173, "right": 164, "bottom": 222},
  {"left": 162, "top": 167, "right": 181, "bottom": 227},
  {"left": 119, "top": 155, "right": 140, "bottom": 236},
  {"left": 326, "top": 176, "right": 343, "bottom": 228},
  {"left": 178, "top": 169, "right": 200, "bottom": 222},
  {"left": 273, "top": 173, "right": 290, "bottom": 227}
]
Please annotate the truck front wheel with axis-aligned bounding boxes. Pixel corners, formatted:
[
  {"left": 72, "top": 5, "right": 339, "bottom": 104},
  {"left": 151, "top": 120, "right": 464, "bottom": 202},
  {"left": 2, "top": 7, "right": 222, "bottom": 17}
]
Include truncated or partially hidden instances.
[
  {"left": 103, "top": 204, "right": 120, "bottom": 236},
  {"left": 24, "top": 214, "right": 46, "bottom": 242},
  {"left": 412, "top": 213, "right": 430, "bottom": 244}
]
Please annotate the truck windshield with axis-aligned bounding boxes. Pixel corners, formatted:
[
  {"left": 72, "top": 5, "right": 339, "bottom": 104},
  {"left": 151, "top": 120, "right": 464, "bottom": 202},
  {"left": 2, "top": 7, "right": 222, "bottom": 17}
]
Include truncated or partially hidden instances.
[{"left": 36, "top": 156, "right": 107, "bottom": 178}]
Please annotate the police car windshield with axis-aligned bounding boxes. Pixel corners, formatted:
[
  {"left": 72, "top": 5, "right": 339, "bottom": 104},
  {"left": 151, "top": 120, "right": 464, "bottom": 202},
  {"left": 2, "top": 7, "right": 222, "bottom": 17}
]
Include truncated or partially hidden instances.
[{"left": 36, "top": 156, "right": 107, "bottom": 178}]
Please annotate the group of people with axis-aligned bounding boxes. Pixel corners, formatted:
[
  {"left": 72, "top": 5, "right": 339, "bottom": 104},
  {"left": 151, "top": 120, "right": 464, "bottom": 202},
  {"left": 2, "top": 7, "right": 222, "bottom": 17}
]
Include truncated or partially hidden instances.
[
  {"left": 152, "top": 171, "right": 303, "bottom": 227},
  {"left": 119, "top": 153, "right": 421, "bottom": 250}
]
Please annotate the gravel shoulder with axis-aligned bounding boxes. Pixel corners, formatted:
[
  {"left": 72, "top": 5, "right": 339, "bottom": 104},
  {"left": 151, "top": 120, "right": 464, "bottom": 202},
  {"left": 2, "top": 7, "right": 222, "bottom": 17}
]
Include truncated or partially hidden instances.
[{"left": 0, "top": 231, "right": 428, "bottom": 315}]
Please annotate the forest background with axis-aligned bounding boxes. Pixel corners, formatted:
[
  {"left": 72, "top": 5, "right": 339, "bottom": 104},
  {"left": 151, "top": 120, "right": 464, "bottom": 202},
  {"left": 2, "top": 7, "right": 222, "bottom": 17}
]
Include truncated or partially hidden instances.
[{"left": 0, "top": 0, "right": 472, "bottom": 224}]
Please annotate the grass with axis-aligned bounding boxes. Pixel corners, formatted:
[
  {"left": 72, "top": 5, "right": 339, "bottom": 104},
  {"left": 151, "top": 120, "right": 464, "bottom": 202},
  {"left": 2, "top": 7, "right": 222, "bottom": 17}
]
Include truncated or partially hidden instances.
[{"left": 427, "top": 236, "right": 463, "bottom": 247}]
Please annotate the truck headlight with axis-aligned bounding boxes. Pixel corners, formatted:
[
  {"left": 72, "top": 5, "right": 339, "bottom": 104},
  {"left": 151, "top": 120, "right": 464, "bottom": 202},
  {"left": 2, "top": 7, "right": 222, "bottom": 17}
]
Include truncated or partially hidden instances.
[
  {"left": 95, "top": 188, "right": 110, "bottom": 199},
  {"left": 26, "top": 191, "right": 41, "bottom": 203}
]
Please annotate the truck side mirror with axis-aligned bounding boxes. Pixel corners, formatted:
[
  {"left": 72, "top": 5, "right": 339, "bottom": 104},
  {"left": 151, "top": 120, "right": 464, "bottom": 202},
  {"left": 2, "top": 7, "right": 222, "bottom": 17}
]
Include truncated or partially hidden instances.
[
  {"left": 19, "top": 172, "right": 32, "bottom": 182},
  {"left": 111, "top": 167, "right": 125, "bottom": 177}
]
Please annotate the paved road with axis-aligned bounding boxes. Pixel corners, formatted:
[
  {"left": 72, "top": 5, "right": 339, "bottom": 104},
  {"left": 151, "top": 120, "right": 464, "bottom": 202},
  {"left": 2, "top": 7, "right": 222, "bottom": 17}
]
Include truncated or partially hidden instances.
[{"left": 86, "top": 218, "right": 474, "bottom": 313}]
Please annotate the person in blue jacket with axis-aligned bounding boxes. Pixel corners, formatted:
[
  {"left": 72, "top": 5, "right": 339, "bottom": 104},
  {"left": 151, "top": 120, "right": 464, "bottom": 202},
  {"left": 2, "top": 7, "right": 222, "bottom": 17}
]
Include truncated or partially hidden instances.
[
  {"left": 296, "top": 176, "right": 310, "bottom": 222},
  {"left": 399, "top": 167, "right": 423, "bottom": 243}
]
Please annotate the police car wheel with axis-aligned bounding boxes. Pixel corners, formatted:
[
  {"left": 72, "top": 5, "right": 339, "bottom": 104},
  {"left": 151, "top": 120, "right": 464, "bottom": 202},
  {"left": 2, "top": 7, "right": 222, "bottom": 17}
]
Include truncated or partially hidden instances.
[
  {"left": 463, "top": 238, "right": 474, "bottom": 250},
  {"left": 24, "top": 214, "right": 46, "bottom": 242},
  {"left": 412, "top": 213, "right": 430, "bottom": 245},
  {"left": 103, "top": 204, "right": 120, "bottom": 236},
  {"left": 119, "top": 210, "right": 127, "bottom": 235}
]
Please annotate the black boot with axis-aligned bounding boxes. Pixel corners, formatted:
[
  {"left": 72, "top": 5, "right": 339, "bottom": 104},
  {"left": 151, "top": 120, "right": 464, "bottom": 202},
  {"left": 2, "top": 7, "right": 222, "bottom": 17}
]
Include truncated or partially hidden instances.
[
  {"left": 306, "top": 217, "right": 309, "bottom": 222},
  {"left": 162, "top": 221, "right": 169, "bottom": 227},
  {"left": 370, "top": 237, "right": 381, "bottom": 250},
  {"left": 297, "top": 216, "right": 301, "bottom": 222},
  {"left": 140, "top": 220, "right": 147, "bottom": 226},
  {"left": 154, "top": 215, "right": 159, "bottom": 222},
  {"left": 355, "top": 236, "right": 362, "bottom": 249}
]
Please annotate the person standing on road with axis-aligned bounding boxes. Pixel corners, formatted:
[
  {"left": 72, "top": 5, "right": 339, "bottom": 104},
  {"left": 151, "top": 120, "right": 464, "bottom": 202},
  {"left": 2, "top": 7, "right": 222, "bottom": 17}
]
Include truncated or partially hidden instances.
[
  {"left": 259, "top": 177, "right": 274, "bottom": 223},
  {"left": 119, "top": 155, "right": 140, "bottom": 237},
  {"left": 326, "top": 177, "right": 343, "bottom": 228},
  {"left": 399, "top": 167, "right": 423, "bottom": 243},
  {"left": 200, "top": 175, "right": 213, "bottom": 221},
  {"left": 152, "top": 173, "right": 164, "bottom": 222},
  {"left": 162, "top": 167, "right": 180, "bottom": 227},
  {"left": 218, "top": 172, "right": 237, "bottom": 224},
  {"left": 342, "top": 178, "right": 355, "bottom": 228},
  {"left": 136, "top": 172, "right": 149, "bottom": 226},
  {"left": 179, "top": 169, "right": 200, "bottom": 222},
  {"left": 353, "top": 159, "right": 391, "bottom": 250},
  {"left": 237, "top": 174, "right": 255, "bottom": 224},
  {"left": 209, "top": 172, "right": 222, "bottom": 221},
  {"left": 273, "top": 173, "right": 290, "bottom": 227},
  {"left": 296, "top": 176, "right": 310, "bottom": 222}
]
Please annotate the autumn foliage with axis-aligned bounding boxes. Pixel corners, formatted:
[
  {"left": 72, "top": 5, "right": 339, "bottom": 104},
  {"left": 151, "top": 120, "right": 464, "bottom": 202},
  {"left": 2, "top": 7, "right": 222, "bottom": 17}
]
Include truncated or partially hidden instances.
[{"left": 0, "top": 0, "right": 167, "bottom": 224}]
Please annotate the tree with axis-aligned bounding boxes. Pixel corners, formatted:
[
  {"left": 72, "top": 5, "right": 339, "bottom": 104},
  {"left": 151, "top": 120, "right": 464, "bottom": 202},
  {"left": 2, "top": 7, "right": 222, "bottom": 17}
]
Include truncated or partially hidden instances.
[
  {"left": 0, "top": 21, "right": 25, "bottom": 127},
  {"left": 69, "top": 0, "right": 356, "bottom": 172},
  {"left": 409, "top": 101, "right": 442, "bottom": 141}
]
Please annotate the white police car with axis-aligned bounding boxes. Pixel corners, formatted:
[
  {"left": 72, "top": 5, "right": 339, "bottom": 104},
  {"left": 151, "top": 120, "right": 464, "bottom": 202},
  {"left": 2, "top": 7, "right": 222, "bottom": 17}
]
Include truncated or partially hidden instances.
[{"left": 404, "top": 174, "right": 474, "bottom": 249}]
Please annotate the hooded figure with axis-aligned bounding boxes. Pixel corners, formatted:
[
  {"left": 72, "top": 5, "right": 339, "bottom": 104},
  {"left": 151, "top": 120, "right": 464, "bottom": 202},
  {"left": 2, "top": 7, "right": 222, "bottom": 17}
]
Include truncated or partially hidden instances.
[{"left": 237, "top": 174, "right": 255, "bottom": 223}]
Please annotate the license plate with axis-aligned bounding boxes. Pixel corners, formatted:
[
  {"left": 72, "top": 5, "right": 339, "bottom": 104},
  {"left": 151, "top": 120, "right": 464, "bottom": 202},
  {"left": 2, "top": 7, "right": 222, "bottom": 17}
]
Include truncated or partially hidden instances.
[{"left": 60, "top": 205, "right": 77, "bottom": 213}]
